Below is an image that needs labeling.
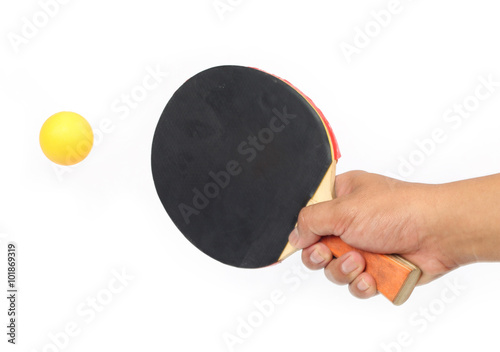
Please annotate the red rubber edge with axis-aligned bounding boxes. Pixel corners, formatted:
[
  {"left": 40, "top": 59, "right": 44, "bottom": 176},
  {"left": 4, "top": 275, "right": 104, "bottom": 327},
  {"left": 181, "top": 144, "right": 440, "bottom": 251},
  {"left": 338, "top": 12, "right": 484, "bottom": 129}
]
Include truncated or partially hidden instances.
[{"left": 251, "top": 67, "right": 341, "bottom": 161}]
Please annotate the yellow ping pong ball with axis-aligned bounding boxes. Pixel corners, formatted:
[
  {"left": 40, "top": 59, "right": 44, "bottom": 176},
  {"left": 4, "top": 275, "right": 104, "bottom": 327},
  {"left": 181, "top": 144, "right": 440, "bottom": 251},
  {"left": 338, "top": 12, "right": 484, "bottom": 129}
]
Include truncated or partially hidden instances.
[{"left": 39, "top": 111, "right": 94, "bottom": 166}]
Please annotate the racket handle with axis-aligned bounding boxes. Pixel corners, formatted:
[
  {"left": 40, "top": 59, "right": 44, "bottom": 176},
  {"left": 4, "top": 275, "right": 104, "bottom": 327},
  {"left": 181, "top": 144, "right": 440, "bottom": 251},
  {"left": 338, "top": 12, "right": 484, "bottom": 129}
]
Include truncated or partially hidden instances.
[{"left": 320, "top": 236, "right": 421, "bottom": 305}]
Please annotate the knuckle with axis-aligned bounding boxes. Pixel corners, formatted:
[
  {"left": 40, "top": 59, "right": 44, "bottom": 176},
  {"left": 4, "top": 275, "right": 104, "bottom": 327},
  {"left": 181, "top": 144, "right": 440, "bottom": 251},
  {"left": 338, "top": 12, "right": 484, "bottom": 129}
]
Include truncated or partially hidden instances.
[{"left": 297, "top": 206, "right": 311, "bottom": 229}]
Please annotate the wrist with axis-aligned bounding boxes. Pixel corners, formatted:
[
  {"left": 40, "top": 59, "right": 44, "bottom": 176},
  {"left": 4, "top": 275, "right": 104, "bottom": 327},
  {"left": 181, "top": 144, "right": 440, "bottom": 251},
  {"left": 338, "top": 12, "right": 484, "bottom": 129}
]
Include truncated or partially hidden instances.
[
  {"left": 407, "top": 183, "right": 464, "bottom": 269},
  {"left": 420, "top": 176, "right": 500, "bottom": 266}
]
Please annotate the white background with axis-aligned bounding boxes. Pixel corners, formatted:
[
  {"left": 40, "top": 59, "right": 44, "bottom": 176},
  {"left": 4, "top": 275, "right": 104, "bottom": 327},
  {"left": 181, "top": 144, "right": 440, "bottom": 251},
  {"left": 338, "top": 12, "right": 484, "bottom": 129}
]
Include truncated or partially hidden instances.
[{"left": 1, "top": 0, "right": 500, "bottom": 351}]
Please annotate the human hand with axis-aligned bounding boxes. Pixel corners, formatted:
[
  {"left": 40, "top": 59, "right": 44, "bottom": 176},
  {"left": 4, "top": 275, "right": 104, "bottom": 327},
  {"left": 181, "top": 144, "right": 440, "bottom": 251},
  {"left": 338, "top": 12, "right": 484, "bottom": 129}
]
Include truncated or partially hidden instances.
[{"left": 288, "top": 171, "right": 500, "bottom": 299}]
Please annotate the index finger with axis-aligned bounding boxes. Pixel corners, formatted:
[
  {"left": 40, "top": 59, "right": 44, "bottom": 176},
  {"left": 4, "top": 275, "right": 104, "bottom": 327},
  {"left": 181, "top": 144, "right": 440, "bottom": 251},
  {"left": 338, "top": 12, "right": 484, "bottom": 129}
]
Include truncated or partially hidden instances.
[{"left": 289, "top": 198, "right": 349, "bottom": 249}]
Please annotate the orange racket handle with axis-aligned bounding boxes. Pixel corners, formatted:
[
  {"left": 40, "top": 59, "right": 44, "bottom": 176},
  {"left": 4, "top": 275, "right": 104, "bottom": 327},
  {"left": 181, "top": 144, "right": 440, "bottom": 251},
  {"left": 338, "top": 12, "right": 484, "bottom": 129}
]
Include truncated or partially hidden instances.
[{"left": 320, "top": 236, "right": 421, "bottom": 305}]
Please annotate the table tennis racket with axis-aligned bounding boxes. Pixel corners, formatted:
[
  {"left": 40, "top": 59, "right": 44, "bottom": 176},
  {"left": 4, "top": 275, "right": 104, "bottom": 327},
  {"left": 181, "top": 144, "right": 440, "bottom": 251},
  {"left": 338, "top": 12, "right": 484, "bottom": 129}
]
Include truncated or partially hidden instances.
[{"left": 151, "top": 65, "right": 421, "bottom": 305}]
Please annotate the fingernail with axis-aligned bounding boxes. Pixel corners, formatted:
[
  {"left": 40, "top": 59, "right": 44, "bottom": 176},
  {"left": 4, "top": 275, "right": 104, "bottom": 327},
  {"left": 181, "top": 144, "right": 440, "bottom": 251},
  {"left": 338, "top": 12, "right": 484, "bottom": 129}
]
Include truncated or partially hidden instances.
[
  {"left": 310, "top": 250, "right": 325, "bottom": 264},
  {"left": 341, "top": 255, "right": 358, "bottom": 274},
  {"left": 357, "top": 278, "right": 370, "bottom": 292},
  {"left": 289, "top": 228, "right": 299, "bottom": 246}
]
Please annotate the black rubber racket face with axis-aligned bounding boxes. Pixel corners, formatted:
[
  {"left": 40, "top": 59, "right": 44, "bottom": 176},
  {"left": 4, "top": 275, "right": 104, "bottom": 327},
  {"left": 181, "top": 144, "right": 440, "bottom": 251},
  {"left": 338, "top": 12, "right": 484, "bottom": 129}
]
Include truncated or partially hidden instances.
[{"left": 152, "top": 66, "right": 333, "bottom": 268}]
